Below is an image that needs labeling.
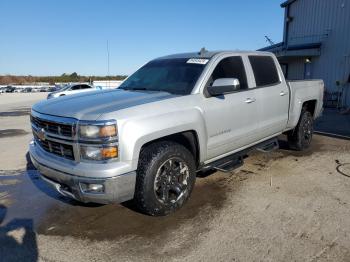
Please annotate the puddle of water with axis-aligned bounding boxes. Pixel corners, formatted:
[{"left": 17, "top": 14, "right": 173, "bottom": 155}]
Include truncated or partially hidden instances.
[
  {"left": 0, "top": 171, "right": 57, "bottom": 224},
  {"left": 0, "top": 179, "right": 20, "bottom": 186},
  {"left": 0, "top": 108, "right": 31, "bottom": 117},
  {"left": 36, "top": 179, "right": 228, "bottom": 241},
  {"left": 0, "top": 168, "right": 230, "bottom": 244},
  {"left": 0, "top": 129, "right": 28, "bottom": 138}
]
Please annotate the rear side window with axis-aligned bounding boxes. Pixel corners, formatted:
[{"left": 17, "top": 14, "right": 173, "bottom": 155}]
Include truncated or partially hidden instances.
[
  {"left": 209, "top": 56, "right": 248, "bottom": 90},
  {"left": 70, "top": 85, "right": 81, "bottom": 90},
  {"left": 248, "top": 56, "right": 280, "bottom": 87}
]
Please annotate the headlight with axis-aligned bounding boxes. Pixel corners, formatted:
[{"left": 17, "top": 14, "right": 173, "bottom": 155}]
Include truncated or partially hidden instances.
[
  {"left": 80, "top": 145, "right": 118, "bottom": 161},
  {"left": 79, "top": 124, "right": 117, "bottom": 139}
]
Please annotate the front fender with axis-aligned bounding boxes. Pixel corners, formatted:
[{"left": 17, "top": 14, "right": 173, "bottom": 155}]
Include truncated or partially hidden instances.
[{"left": 118, "top": 108, "right": 207, "bottom": 170}]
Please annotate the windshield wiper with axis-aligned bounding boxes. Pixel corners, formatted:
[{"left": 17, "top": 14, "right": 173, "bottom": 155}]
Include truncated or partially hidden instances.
[
  {"left": 121, "top": 87, "right": 172, "bottom": 94},
  {"left": 121, "top": 87, "right": 147, "bottom": 91},
  {"left": 147, "top": 89, "right": 172, "bottom": 94}
]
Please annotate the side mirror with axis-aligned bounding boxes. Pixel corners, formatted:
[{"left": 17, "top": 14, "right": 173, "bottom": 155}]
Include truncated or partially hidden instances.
[{"left": 207, "top": 78, "right": 240, "bottom": 96}]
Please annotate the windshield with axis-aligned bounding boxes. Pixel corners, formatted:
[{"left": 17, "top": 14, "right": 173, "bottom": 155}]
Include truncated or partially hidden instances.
[
  {"left": 60, "top": 85, "right": 72, "bottom": 91},
  {"left": 119, "top": 58, "right": 206, "bottom": 95}
]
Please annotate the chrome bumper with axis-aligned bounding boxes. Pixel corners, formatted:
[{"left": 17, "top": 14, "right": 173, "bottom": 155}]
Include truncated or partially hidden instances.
[{"left": 29, "top": 140, "right": 136, "bottom": 204}]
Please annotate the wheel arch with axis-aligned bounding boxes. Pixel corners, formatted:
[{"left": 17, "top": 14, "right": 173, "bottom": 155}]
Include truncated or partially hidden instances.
[
  {"left": 139, "top": 130, "right": 201, "bottom": 168},
  {"left": 287, "top": 99, "right": 318, "bottom": 130},
  {"left": 302, "top": 99, "right": 317, "bottom": 117}
]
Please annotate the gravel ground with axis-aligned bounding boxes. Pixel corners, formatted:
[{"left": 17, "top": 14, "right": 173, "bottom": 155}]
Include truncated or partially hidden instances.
[{"left": 0, "top": 93, "right": 350, "bottom": 262}]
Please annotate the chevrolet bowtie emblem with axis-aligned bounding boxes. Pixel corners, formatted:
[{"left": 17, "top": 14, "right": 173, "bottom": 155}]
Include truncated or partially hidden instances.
[{"left": 37, "top": 128, "right": 46, "bottom": 141}]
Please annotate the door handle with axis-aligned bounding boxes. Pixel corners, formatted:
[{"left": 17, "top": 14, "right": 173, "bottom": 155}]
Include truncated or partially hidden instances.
[
  {"left": 280, "top": 91, "right": 287, "bottom": 96},
  {"left": 245, "top": 98, "right": 256, "bottom": 104}
]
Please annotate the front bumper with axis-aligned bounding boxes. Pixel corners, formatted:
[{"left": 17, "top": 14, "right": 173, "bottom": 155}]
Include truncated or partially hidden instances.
[{"left": 29, "top": 140, "right": 136, "bottom": 204}]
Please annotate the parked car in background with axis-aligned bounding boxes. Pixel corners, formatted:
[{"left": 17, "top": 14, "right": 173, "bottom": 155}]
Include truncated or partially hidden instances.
[
  {"left": 47, "top": 83, "right": 97, "bottom": 99},
  {"left": 48, "top": 86, "right": 60, "bottom": 92},
  {"left": 23, "top": 87, "right": 32, "bottom": 93},
  {"left": 93, "top": 80, "right": 123, "bottom": 90},
  {"left": 5, "top": 86, "right": 15, "bottom": 93}
]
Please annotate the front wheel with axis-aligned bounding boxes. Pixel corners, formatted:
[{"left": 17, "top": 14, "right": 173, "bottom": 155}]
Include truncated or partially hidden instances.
[
  {"left": 287, "top": 109, "right": 314, "bottom": 151},
  {"left": 134, "top": 141, "right": 196, "bottom": 216}
]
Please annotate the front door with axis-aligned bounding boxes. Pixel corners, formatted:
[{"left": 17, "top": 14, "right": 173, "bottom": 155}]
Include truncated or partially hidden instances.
[{"left": 201, "top": 56, "right": 259, "bottom": 161}]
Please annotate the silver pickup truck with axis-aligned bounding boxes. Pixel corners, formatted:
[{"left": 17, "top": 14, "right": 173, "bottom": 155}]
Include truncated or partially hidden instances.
[{"left": 29, "top": 50, "right": 324, "bottom": 216}]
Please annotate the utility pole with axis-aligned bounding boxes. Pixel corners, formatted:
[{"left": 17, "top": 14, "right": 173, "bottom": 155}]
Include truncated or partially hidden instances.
[{"left": 107, "top": 40, "right": 110, "bottom": 77}]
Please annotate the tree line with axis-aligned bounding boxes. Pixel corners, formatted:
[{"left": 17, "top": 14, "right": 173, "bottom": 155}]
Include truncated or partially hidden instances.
[{"left": 0, "top": 72, "right": 127, "bottom": 85}]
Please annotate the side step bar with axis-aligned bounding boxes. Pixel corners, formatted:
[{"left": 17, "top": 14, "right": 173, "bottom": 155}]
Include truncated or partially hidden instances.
[
  {"left": 256, "top": 138, "right": 279, "bottom": 153},
  {"left": 199, "top": 137, "right": 279, "bottom": 173},
  {"left": 213, "top": 156, "right": 244, "bottom": 172}
]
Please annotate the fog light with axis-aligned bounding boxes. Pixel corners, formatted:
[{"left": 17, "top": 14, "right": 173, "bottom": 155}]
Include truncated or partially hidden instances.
[{"left": 80, "top": 182, "right": 105, "bottom": 193}]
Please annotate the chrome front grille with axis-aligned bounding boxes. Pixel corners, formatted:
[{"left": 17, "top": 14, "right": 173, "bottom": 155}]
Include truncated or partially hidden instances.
[
  {"left": 31, "top": 111, "right": 77, "bottom": 161},
  {"left": 31, "top": 115, "right": 73, "bottom": 137},
  {"left": 33, "top": 133, "right": 75, "bottom": 160}
]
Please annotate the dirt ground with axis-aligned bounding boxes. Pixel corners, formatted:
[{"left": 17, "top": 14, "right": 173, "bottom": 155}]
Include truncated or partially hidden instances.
[{"left": 1, "top": 93, "right": 350, "bottom": 262}]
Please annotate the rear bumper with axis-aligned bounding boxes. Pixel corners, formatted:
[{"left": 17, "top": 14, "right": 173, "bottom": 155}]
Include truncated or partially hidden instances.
[{"left": 29, "top": 140, "right": 136, "bottom": 204}]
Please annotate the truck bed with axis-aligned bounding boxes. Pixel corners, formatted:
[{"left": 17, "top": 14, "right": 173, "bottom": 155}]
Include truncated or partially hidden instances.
[{"left": 286, "top": 79, "right": 324, "bottom": 130}]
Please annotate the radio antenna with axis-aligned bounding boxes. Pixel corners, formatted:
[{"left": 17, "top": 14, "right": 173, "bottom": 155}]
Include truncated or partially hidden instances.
[{"left": 265, "top": 36, "right": 275, "bottom": 46}]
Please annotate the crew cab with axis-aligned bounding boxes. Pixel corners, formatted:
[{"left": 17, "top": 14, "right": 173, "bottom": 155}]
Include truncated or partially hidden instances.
[{"left": 29, "top": 50, "right": 324, "bottom": 216}]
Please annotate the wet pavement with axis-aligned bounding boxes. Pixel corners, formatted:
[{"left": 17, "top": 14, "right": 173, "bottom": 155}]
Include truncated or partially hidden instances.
[
  {"left": 1, "top": 94, "right": 350, "bottom": 261},
  {"left": 315, "top": 108, "right": 350, "bottom": 138},
  {"left": 1, "top": 168, "right": 229, "bottom": 241},
  {"left": 1, "top": 137, "right": 350, "bottom": 261},
  {"left": 0, "top": 161, "right": 234, "bottom": 260},
  {"left": 0, "top": 107, "right": 31, "bottom": 117},
  {"left": 0, "top": 129, "right": 28, "bottom": 138}
]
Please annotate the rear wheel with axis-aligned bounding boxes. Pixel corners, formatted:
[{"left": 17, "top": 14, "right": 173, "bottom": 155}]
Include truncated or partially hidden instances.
[
  {"left": 287, "top": 109, "right": 314, "bottom": 151},
  {"left": 134, "top": 141, "right": 196, "bottom": 216}
]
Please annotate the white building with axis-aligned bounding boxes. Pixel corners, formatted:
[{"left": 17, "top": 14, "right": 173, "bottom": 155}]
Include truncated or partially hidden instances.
[{"left": 93, "top": 80, "right": 123, "bottom": 90}]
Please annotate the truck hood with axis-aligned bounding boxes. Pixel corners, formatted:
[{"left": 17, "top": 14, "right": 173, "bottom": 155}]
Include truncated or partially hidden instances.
[{"left": 32, "top": 89, "right": 177, "bottom": 120}]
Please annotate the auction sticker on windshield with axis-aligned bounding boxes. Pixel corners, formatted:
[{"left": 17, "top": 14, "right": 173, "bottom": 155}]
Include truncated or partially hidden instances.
[{"left": 187, "top": 58, "right": 209, "bottom": 65}]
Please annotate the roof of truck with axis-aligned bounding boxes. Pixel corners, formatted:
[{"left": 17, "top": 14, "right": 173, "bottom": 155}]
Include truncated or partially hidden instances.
[{"left": 157, "top": 50, "right": 272, "bottom": 60}]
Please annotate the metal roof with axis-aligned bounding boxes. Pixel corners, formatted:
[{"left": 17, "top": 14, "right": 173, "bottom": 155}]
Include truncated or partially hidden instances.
[
  {"left": 281, "top": 0, "right": 297, "bottom": 8},
  {"left": 259, "top": 41, "right": 322, "bottom": 59},
  {"left": 259, "top": 42, "right": 284, "bottom": 52}
]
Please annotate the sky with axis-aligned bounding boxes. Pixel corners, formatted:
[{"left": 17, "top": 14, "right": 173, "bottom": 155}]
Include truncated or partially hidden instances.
[{"left": 0, "top": 0, "right": 285, "bottom": 76}]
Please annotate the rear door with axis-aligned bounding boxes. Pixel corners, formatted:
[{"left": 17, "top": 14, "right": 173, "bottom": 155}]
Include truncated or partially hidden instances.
[
  {"left": 247, "top": 55, "right": 289, "bottom": 139},
  {"left": 201, "top": 55, "right": 259, "bottom": 160}
]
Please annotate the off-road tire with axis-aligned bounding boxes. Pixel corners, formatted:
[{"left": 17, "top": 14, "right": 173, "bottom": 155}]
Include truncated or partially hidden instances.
[
  {"left": 134, "top": 141, "right": 196, "bottom": 216},
  {"left": 287, "top": 108, "right": 314, "bottom": 151}
]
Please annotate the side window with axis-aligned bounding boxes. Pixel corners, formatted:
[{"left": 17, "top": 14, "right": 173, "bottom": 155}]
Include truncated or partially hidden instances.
[
  {"left": 70, "top": 85, "right": 81, "bottom": 90},
  {"left": 208, "top": 56, "right": 248, "bottom": 90},
  {"left": 248, "top": 56, "right": 280, "bottom": 87},
  {"left": 80, "top": 85, "right": 91, "bottom": 89}
]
